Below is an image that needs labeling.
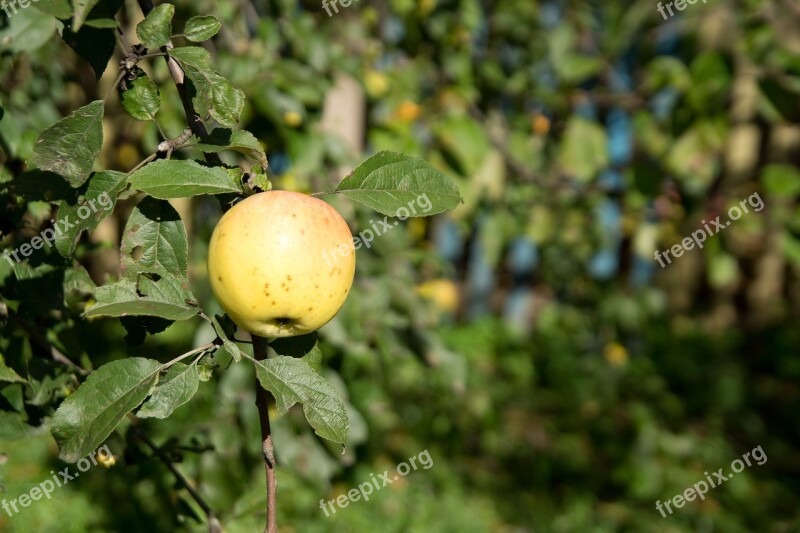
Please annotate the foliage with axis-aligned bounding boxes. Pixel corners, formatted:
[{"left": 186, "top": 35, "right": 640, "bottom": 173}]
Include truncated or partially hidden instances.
[{"left": 1, "top": 0, "right": 799, "bottom": 532}]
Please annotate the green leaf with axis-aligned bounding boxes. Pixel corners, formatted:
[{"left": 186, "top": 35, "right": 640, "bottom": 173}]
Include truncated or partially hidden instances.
[
  {"left": 0, "top": 411, "right": 37, "bottom": 439},
  {"left": 184, "top": 15, "right": 221, "bottom": 42},
  {"left": 136, "top": 3, "right": 174, "bottom": 49},
  {"left": 61, "top": 22, "right": 117, "bottom": 79},
  {"left": 211, "top": 315, "right": 241, "bottom": 362},
  {"left": 32, "top": 100, "right": 104, "bottom": 187},
  {"left": 56, "top": 170, "right": 127, "bottom": 257},
  {"left": 197, "top": 363, "right": 214, "bottom": 382},
  {"left": 34, "top": 0, "right": 73, "bottom": 19},
  {"left": 269, "top": 333, "right": 322, "bottom": 372},
  {"left": 0, "top": 7, "right": 57, "bottom": 53},
  {"left": 433, "top": 115, "right": 491, "bottom": 175},
  {"left": 120, "top": 197, "right": 188, "bottom": 279},
  {"left": 119, "top": 67, "right": 161, "bottom": 121},
  {"left": 555, "top": 55, "right": 603, "bottom": 84},
  {"left": 666, "top": 119, "right": 726, "bottom": 195},
  {"left": 784, "top": 235, "right": 800, "bottom": 268},
  {"left": 255, "top": 356, "right": 348, "bottom": 444},
  {"left": 75, "top": 0, "right": 123, "bottom": 30},
  {"left": 194, "top": 129, "right": 268, "bottom": 167},
  {"left": 137, "top": 363, "right": 200, "bottom": 419},
  {"left": 0, "top": 355, "right": 25, "bottom": 383},
  {"left": 557, "top": 117, "right": 609, "bottom": 182},
  {"left": 84, "top": 271, "right": 198, "bottom": 321},
  {"left": 170, "top": 47, "right": 245, "bottom": 127},
  {"left": 84, "top": 18, "right": 119, "bottom": 28},
  {"left": 9, "top": 170, "right": 75, "bottom": 202},
  {"left": 128, "top": 159, "right": 242, "bottom": 199},
  {"left": 762, "top": 164, "right": 800, "bottom": 198},
  {"left": 64, "top": 265, "right": 97, "bottom": 310},
  {"left": 120, "top": 316, "right": 172, "bottom": 346},
  {"left": 302, "top": 349, "right": 323, "bottom": 373},
  {"left": 244, "top": 164, "right": 272, "bottom": 194},
  {"left": 218, "top": 340, "right": 241, "bottom": 362},
  {"left": 51, "top": 358, "right": 162, "bottom": 462},
  {"left": 72, "top": 0, "right": 100, "bottom": 31},
  {"left": 332, "top": 151, "right": 462, "bottom": 216}
]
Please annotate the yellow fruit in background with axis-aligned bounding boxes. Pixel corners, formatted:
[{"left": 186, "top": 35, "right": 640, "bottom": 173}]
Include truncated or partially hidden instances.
[
  {"left": 415, "top": 279, "right": 459, "bottom": 313},
  {"left": 603, "top": 342, "right": 628, "bottom": 366},
  {"left": 208, "top": 191, "right": 356, "bottom": 338},
  {"left": 532, "top": 113, "right": 550, "bottom": 136},
  {"left": 394, "top": 100, "right": 422, "bottom": 122},
  {"left": 283, "top": 111, "right": 303, "bottom": 127},
  {"left": 364, "top": 70, "right": 389, "bottom": 98}
]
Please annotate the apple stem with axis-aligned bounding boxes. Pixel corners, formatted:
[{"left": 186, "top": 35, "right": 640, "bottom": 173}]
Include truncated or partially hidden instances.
[{"left": 253, "top": 335, "right": 278, "bottom": 533}]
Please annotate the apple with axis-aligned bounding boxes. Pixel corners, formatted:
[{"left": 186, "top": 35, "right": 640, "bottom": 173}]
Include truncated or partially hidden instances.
[{"left": 208, "top": 191, "right": 355, "bottom": 338}]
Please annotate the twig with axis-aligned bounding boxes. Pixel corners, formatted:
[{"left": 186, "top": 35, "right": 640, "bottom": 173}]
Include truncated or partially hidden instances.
[
  {"left": 137, "top": 0, "right": 222, "bottom": 165},
  {"left": 163, "top": 342, "right": 216, "bottom": 369},
  {"left": 136, "top": 52, "right": 168, "bottom": 61},
  {"left": 126, "top": 152, "right": 157, "bottom": 176},
  {"left": 157, "top": 128, "right": 194, "bottom": 154},
  {"left": 129, "top": 422, "right": 223, "bottom": 533},
  {"left": 104, "top": 70, "right": 127, "bottom": 103},
  {"left": 252, "top": 335, "right": 278, "bottom": 533},
  {"left": 154, "top": 119, "right": 168, "bottom": 141}
]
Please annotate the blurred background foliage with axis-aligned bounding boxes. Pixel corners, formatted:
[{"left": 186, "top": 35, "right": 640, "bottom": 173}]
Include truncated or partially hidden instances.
[{"left": 1, "top": 0, "right": 800, "bottom": 531}]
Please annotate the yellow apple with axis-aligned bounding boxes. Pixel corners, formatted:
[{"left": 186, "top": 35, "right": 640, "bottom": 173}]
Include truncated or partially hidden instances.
[{"left": 208, "top": 191, "right": 355, "bottom": 338}]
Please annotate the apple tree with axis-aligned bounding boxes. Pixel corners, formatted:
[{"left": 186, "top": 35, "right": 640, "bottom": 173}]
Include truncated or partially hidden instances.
[{"left": 0, "top": 1, "right": 460, "bottom": 531}]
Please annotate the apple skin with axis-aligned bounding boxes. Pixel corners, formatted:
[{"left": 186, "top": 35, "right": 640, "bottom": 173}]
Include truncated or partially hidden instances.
[{"left": 208, "top": 191, "right": 355, "bottom": 338}]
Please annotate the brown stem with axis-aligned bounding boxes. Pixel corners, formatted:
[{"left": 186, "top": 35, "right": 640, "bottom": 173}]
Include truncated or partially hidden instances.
[
  {"left": 136, "top": 0, "right": 221, "bottom": 165},
  {"left": 252, "top": 335, "right": 278, "bottom": 533}
]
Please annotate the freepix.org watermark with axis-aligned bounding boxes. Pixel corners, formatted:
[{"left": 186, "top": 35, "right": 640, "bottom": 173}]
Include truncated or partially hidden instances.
[
  {"left": 2, "top": 191, "right": 113, "bottom": 266},
  {"left": 319, "top": 449, "right": 433, "bottom": 517},
  {"left": 1, "top": 444, "right": 113, "bottom": 519},
  {"left": 654, "top": 192, "right": 764, "bottom": 269},
  {"left": 1, "top": 0, "right": 40, "bottom": 19},
  {"left": 321, "top": 0, "right": 361, "bottom": 17},
  {"left": 656, "top": 0, "right": 711, "bottom": 21},
  {"left": 323, "top": 193, "right": 433, "bottom": 267},
  {"left": 655, "top": 445, "right": 767, "bottom": 518}
]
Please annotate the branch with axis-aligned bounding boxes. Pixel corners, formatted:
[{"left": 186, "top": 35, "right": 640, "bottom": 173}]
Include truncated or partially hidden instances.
[
  {"left": 129, "top": 422, "right": 223, "bottom": 533},
  {"left": 252, "top": 335, "right": 278, "bottom": 533},
  {"left": 136, "top": 0, "right": 221, "bottom": 165}
]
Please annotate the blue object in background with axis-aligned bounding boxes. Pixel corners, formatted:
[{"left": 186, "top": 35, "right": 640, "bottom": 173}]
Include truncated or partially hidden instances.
[
  {"left": 574, "top": 98, "right": 598, "bottom": 121},
  {"left": 598, "top": 169, "right": 626, "bottom": 193},
  {"left": 381, "top": 16, "right": 405, "bottom": 45},
  {"left": 466, "top": 216, "right": 496, "bottom": 318},
  {"left": 631, "top": 255, "right": 656, "bottom": 287},
  {"left": 588, "top": 199, "right": 622, "bottom": 280},
  {"left": 507, "top": 236, "right": 538, "bottom": 281},
  {"left": 651, "top": 87, "right": 680, "bottom": 120},
  {"left": 503, "top": 236, "right": 539, "bottom": 332},
  {"left": 268, "top": 153, "right": 290, "bottom": 175},
  {"left": 540, "top": 2, "right": 563, "bottom": 28},
  {"left": 433, "top": 218, "right": 464, "bottom": 264},
  {"left": 606, "top": 108, "right": 632, "bottom": 166}
]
